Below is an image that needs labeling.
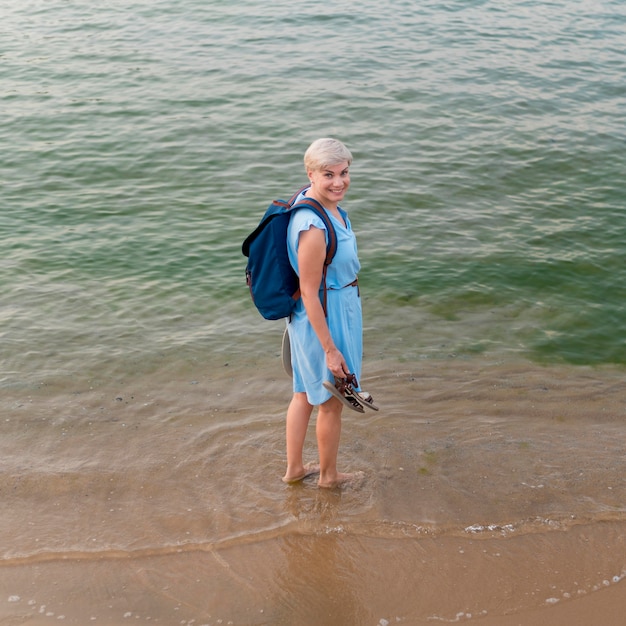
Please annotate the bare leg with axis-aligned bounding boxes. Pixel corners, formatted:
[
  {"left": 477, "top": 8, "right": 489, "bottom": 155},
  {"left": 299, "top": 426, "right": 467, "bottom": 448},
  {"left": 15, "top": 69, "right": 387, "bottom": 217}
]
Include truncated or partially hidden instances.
[
  {"left": 316, "top": 396, "right": 359, "bottom": 488},
  {"left": 282, "top": 392, "right": 319, "bottom": 483}
]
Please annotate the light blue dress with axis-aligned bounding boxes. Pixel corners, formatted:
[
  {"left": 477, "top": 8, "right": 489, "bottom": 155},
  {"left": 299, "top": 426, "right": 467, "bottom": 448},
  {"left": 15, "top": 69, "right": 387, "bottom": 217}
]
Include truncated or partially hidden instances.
[{"left": 286, "top": 192, "right": 362, "bottom": 405}]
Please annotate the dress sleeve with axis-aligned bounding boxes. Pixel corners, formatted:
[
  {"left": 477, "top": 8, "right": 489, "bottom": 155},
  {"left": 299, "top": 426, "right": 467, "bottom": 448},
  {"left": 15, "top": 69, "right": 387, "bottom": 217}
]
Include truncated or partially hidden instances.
[{"left": 287, "top": 209, "right": 329, "bottom": 275}]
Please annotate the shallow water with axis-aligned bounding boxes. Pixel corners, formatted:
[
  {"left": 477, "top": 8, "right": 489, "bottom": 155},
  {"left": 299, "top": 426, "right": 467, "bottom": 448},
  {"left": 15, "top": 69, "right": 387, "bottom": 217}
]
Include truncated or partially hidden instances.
[
  {"left": 2, "top": 0, "right": 626, "bottom": 623},
  {"left": 2, "top": 355, "right": 626, "bottom": 623},
  {"left": 4, "top": 356, "right": 626, "bottom": 548}
]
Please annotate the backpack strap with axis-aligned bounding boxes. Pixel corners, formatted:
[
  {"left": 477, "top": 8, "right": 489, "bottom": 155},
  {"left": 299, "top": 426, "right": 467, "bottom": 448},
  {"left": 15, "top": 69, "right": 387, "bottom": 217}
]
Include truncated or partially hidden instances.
[
  {"left": 289, "top": 195, "right": 338, "bottom": 317},
  {"left": 286, "top": 185, "right": 312, "bottom": 207}
]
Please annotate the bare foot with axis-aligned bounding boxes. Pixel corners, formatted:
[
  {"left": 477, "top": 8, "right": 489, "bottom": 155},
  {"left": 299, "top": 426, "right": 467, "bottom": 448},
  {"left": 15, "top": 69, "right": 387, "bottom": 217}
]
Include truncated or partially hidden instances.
[
  {"left": 318, "top": 470, "right": 365, "bottom": 489},
  {"left": 282, "top": 462, "right": 320, "bottom": 484}
]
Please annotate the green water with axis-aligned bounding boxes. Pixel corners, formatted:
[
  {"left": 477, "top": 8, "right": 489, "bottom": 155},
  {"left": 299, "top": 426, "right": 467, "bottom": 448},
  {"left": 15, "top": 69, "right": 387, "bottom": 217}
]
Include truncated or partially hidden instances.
[{"left": 2, "top": 0, "right": 625, "bottom": 390}]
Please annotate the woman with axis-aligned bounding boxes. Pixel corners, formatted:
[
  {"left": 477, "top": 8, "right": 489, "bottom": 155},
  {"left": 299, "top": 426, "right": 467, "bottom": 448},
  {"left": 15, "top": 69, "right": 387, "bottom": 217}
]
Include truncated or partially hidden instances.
[{"left": 282, "top": 137, "right": 371, "bottom": 488}]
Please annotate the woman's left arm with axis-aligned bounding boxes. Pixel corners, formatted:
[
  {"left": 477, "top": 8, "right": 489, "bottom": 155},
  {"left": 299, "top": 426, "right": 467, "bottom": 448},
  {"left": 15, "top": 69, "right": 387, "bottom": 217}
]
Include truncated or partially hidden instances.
[{"left": 297, "top": 227, "right": 348, "bottom": 378}]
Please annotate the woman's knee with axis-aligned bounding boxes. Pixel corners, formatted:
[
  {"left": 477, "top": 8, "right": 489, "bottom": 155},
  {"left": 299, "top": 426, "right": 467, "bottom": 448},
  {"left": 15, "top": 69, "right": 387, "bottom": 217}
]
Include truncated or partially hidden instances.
[{"left": 318, "top": 395, "right": 343, "bottom": 418}]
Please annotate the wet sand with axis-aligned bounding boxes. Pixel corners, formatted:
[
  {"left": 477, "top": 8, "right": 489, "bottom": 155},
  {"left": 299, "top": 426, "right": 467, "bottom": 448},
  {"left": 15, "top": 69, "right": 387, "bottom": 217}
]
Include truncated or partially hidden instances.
[
  {"left": 1, "top": 355, "right": 625, "bottom": 624},
  {"left": 1, "top": 521, "right": 626, "bottom": 625}
]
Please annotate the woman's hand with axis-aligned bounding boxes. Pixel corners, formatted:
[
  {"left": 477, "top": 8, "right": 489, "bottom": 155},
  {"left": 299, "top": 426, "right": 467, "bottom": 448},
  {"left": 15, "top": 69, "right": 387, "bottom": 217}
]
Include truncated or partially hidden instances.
[{"left": 325, "top": 346, "right": 349, "bottom": 379}]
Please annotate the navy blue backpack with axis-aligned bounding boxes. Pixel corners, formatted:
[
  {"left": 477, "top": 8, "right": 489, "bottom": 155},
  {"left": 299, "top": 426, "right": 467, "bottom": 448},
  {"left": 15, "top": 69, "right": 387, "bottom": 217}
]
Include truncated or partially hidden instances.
[{"left": 242, "top": 187, "right": 337, "bottom": 320}]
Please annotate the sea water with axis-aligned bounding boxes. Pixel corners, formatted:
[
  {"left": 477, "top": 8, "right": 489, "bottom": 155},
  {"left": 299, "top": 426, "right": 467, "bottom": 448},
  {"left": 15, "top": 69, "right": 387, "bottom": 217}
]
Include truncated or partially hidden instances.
[
  {"left": 3, "top": 0, "right": 625, "bottom": 384},
  {"left": 1, "top": 0, "right": 626, "bottom": 623}
]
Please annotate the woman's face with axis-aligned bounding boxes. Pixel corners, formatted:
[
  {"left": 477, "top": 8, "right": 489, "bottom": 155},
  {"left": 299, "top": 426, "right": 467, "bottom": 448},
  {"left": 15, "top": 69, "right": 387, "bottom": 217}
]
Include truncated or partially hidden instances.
[{"left": 308, "top": 161, "right": 350, "bottom": 208}]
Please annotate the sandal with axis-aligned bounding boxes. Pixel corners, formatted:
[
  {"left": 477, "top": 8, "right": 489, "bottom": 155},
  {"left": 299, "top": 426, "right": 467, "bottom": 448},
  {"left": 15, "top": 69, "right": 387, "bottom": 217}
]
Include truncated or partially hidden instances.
[
  {"left": 323, "top": 374, "right": 379, "bottom": 413},
  {"left": 282, "top": 327, "right": 293, "bottom": 377},
  {"left": 323, "top": 376, "right": 365, "bottom": 413},
  {"left": 353, "top": 390, "right": 379, "bottom": 412},
  {"left": 342, "top": 373, "right": 379, "bottom": 411}
]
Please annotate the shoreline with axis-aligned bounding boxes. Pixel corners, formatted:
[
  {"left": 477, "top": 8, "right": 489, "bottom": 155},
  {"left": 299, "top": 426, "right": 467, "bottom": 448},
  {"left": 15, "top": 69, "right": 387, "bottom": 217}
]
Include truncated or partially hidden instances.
[{"left": 1, "top": 520, "right": 625, "bottom": 625}]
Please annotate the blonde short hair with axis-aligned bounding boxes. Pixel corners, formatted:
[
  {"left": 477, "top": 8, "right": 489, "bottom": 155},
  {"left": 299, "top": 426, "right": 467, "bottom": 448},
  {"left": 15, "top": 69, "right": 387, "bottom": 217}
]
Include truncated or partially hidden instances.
[{"left": 304, "top": 138, "right": 353, "bottom": 172}]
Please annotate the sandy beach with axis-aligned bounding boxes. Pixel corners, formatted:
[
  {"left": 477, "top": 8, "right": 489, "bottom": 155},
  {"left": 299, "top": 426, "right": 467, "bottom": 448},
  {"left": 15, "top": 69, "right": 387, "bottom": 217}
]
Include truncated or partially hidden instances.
[{"left": 1, "top": 522, "right": 625, "bottom": 625}]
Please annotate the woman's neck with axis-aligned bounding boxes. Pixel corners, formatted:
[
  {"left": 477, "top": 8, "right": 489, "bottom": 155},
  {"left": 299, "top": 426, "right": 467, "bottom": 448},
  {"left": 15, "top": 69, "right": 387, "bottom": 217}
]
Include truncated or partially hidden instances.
[{"left": 306, "top": 189, "right": 338, "bottom": 212}]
